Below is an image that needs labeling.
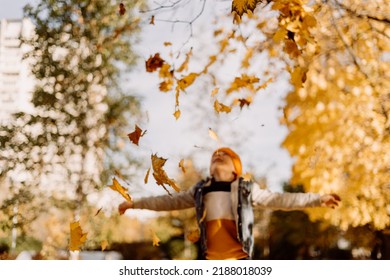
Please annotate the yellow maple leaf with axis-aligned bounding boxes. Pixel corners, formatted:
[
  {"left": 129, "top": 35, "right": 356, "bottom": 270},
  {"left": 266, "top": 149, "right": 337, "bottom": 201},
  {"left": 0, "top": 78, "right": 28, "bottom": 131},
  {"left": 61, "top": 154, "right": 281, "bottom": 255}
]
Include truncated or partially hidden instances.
[
  {"left": 127, "top": 125, "right": 146, "bottom": 146},
  {"left": 232, "top": 0, "right": 261, "bottom": 18},
  {"left": 151, "top": 154, "right": 180, "bottom": 194},
  {"left": 109, "top": 177, "right": 132, "bottom": 202},
  {"left": 214, "top": 100, "right": 232, "bottom": 113},
  {"left": 69, "top": 221, "right": 87, "bottom": 251},
  {"left": 101, "top": 240, "right": 108, "bottom": 251},
  {"left": 179, "top": 159, "right": 186, "bottom": 173}
]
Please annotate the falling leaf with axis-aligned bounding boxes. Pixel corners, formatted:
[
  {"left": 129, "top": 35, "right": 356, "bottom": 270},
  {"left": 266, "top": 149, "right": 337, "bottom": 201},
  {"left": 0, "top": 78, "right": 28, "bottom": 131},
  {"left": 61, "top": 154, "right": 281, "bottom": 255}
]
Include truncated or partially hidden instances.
[
  {"left": 144, "top": 167, "right": 150, "bottom": 184},
  {"left": 214, "top": 100, "right": 232, "bottom": 113},
  {"left": 101, "top": 240, "right": 108, "bottom": 251},
  {"left": 151, "top": 154, "right": 180, "bottom": 194},
  {"left": 232, "top": 0, "right": 261, "bottom": 18},
  {"left": 119, "top": 3, "right": 126, "bottom": 16},
  {"left": 164, "top": 42, "right": 172, "bottom": 46},
  {"left": 149, "top": 15, "right": 155, "bottom": 25},
  {"left": 173, "top": 109, "right": 181, "bottom": 120},
  {"left": 242, "top": 47, "right": 253, "bottom": 68},
  {"left": 69, "top": 221, "right": 87, "bottom": 251},
  {"left": 242, "top": 172, "right": 253, "bottom": 182},
  {"left": 159, "top": 79, "right": 174, "bottom": 92},
  {"left": 177, "top": 48, "right": 193, "bottom": 73},
  {"left": 177, "top": 73, "right": 198, "bottom": 91},
  {"left": 211, "top": 87, "right": 219, "bottom": 97},
  {"left": 145, "top": 53, "right": 165, "bottom": 72},
  {"left": 236, "top": 98, "right": 252, "bottom": 109},
  {"left": 94, "top": 207, "right": 103, "bottom": 216},
  {"left": 127, "top": 125, "right": 146, "bottom": 146},
  {"left": 159, "top": 63, "right": 172, "bottom": 79},
  {"left": 151, "top": 230, "right": 160, "bottom": 247},
  {"left": 208, "top": 128, "right": 219, "bottom": 143},
  {"left": 179, "top": 159, "right": 186, "bottom": 173},
  {"left": 227, "top": 74, "right": 260, "bottom": 94},
  {"left": 109, "top": 177, "right": 132, "bottom": 202},
  {"left": 186, "top": 229, "right": 200, "bottom": 243}
]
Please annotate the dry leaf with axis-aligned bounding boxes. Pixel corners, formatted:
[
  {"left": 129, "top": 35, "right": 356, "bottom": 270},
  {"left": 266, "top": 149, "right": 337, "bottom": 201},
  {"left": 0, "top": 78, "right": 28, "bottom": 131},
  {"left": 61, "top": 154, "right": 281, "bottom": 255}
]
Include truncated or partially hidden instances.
[
  {"left": 101, "top": 240, "right": 108, "bottom": 251},
  {"left": 127, "top": 125, "right": 146, "bottom": 146},
  {"left": 177, "top": 48, "right": 193, "bottom": 73},
  {"left": 236, "top": 98, "right": 252, "bottom": 109},
  {"left": 109, "top": 177, "right": 132, "bottom": 202},
  {"left": 179, "top": 159, "right": 186, "bottom": 173},
  {"left": 144, "top": 167, "right": 151, "bottom": 184},
  {"left": 164, "top": 42, "right": 172, "bottom": 46},
  {"left": 119, "top": 3, "right": 126, "bottom": 16},
  {"left": 145, "top": 53, "right": 164, "bottom": 72},
  {"left": 173, "top": 109, "right": 181, "bottom": 120},
  {"left": 242, "top": 172, "right": 252, "bottom": 182},
  {"left": 69, "top": 221, "right": 87, "bottom": 251},
  {"left": 208, "top": 128, "right": 219, "bottom": 143},
  {"left": 214, "top": 100, "right": 232, "bottom": 113},
  {"left": 149, "top": 15, "right": 155, "bottom": 25},
  {"left": 151, "top": 231, "right": 160, "bottom": 247},
  {"left": 211, "top": 87, "right": 219, "bottom": 97},
  {"left": 94, "top": 207, "right": 103, "bottom": 216},
  {"left": 177, "top": 73, "right": 198, "bottom": 91},
  {"left": 151, "top": 154, "right": 180, "bottom": 194}
]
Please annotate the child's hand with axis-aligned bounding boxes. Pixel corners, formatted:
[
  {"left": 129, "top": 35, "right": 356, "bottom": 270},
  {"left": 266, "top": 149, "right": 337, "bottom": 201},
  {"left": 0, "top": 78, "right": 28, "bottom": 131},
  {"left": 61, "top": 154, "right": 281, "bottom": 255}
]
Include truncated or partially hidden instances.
[
  {"left": 320, "top": 194, "right": 341, "bottom": 208},
  {"left": 118, "top": 201, "right": 133, "bottom": 215}
]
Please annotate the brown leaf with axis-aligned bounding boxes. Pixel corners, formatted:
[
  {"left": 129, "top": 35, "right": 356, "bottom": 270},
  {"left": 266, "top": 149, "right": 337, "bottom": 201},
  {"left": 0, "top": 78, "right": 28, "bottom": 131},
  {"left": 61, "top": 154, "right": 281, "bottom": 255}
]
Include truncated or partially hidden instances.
[
  {"left": 94, "top": 207, "right": 103, "bottom": 216},
  {"left": 151, "top": 154, "right": 180, "bottom": 194},
  {"left": 145, "top": 53, "right": 165, "bottom": 72},
  {"left": 144, "top": 167, "right": 151, "bottom": 184},
  {"left": 108, "top": 177, "right": 132, "bottom": 202},
  {"left": 69, "top": 221, "right": 87, "bottom": 251},
  {"left": 149, "top": 15, "right": 155, "bottom": 25},
  {"left": 119, "top": 3, "right": 126, "bottom": 16},
  {"left": 127, "top": 125, "right": 146, "bottom": 146},
  {"left": 179, "top": 159, "right": 186, "bottom": 173}
]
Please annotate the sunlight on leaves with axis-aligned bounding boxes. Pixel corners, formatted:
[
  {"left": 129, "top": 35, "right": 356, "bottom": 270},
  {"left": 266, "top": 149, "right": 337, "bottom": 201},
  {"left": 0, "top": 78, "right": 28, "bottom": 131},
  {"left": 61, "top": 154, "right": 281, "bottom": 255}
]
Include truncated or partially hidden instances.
[{"left": 108, "top": 177, "right": 132, "bottom": 202}]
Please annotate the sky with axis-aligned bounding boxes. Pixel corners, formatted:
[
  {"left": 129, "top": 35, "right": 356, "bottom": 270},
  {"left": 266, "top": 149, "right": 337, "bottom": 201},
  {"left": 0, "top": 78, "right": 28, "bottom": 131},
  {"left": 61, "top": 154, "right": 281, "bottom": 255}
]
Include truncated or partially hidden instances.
[{"left": 0, "top": 0, "right": 294, "bottom": 197}]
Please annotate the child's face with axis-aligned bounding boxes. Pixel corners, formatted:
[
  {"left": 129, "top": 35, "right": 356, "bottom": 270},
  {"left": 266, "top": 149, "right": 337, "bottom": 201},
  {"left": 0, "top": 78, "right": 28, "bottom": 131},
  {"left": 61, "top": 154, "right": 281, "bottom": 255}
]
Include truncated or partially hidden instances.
[{"left": 209, "top": 150, "right": 235, "bottom": 179}]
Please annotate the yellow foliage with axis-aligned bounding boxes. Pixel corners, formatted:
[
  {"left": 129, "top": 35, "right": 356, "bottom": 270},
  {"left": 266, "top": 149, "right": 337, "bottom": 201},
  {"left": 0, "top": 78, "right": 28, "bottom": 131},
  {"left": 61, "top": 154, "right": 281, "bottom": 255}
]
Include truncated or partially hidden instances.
[
  {"left": 151, "top": 154, "right": 180, "bottom": 194},
  {"left": 69, "top": 221, "right": 87, "bottom": 251},
  {"left": 109, "top": 177, "right": 132, "bottom": 202}
]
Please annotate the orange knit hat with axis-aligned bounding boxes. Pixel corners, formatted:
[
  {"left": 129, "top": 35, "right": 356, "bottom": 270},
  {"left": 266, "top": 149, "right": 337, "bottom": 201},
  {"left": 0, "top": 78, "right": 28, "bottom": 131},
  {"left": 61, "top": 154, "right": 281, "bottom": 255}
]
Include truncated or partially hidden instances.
[{"left": 213, "top": 147, "right": 242, "bottom": 177}]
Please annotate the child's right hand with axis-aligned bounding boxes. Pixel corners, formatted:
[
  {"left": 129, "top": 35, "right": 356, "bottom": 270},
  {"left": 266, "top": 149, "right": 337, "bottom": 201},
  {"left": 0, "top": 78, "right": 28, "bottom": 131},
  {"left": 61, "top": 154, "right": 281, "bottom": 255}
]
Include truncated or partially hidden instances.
[{"left": 118, "top": 201, "right": 133, "bottom": 215}]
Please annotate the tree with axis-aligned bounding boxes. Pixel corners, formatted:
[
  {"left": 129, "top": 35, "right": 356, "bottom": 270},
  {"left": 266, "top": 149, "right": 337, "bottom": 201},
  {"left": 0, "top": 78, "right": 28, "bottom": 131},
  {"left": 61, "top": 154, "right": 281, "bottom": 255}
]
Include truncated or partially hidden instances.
[
  {"left": 0, "top": 0, "right": 143, "bottom": 250},
  {"left": 281, "top": 0, "right": 390, "bottom": 232}
]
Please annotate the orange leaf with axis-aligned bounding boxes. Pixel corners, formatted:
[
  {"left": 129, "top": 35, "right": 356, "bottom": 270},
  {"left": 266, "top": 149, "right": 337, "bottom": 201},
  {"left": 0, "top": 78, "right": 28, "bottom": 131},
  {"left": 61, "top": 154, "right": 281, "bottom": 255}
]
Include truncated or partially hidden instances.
[
  {"left": 145, "top": 53, "right": 165, "bottom": 72},
  {"left": 177, "top": 73, "right": 198, "bottom": 91},
  {"left": 151, "top": 154, "right": 180, "bottom": 194},
  {"left": 109, "top": 177, "right": 132, "bottom": 202},
  {"left": 232, "top": 0, "right": 261, "bottom": 18},
  {"left": 159, "top": 79, "right": 174, "bottom": 92},
  {"left": 173, "top": 109, "right": 181, "bottom": 120},
  {"left": 164, "top": 42, "right": 172, "bottom": 46},
  {"left": 69, "top": 221, "right": 87, "bottom": 251},
  {"left": 151, "top": 231, "right": 160, "bottom": 247},
  {"left": 144, "top": 167, "right": 151, "bottom": 184},
  {"left": 127, "top": 125, "right": 146, "bottom": 146},
  {"left": 179, "top": 159, "right": 186, "bottom": 173},
  {"left": 214, "top": 100, "right": 232, "bottom": 113},
  {"left": 177, "top": 48, "right": 193, "bottom": 73}
]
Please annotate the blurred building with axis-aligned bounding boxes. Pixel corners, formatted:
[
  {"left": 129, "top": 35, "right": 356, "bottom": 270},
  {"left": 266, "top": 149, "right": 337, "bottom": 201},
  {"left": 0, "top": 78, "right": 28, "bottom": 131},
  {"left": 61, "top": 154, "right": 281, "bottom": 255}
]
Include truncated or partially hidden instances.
[{"left": 0, "top": 18, "right": 35, "bottom": 123}]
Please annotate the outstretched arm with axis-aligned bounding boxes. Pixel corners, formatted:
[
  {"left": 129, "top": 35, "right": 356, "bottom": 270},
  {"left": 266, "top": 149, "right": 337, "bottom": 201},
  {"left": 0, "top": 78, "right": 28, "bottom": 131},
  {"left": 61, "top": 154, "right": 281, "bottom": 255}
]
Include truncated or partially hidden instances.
[
  {"left": 118, "top": 187, "right": 196, "bottom": 215},
  {"left": 320, "top": 194, "right": 341, "bottom": 209},
  {"left": 251, "top": 184, "right": 341, "bottom": 210}
]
